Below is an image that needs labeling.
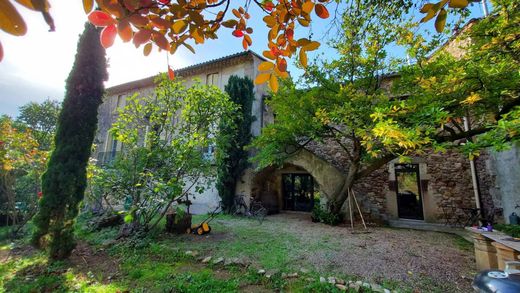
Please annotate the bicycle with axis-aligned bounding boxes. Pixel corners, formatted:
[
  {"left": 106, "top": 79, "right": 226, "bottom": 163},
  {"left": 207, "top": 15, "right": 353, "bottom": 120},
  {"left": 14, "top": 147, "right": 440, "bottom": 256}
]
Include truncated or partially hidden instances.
[{"left": 231, "top": 194, "right": 267, "bottom": 224}]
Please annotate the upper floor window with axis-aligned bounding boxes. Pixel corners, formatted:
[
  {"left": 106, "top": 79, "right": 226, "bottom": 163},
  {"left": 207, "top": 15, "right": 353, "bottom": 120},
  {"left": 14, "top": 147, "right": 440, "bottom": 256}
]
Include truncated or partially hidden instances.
[
  {"left": 116, "top": 95, "right": 125, "bottom": 108},
  {"left": 206, "top": 73, "right": 219, "bottom": 86}
]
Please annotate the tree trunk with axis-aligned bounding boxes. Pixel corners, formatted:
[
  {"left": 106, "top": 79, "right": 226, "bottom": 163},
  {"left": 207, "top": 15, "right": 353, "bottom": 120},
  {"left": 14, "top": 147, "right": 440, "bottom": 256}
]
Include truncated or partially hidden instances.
[{"left": 329, "top": 161, "right": 359, "bottom": 215}]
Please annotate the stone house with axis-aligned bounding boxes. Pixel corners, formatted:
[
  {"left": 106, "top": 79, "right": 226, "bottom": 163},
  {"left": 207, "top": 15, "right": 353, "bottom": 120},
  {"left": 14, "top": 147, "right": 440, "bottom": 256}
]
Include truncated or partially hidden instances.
[
  {"left": 94, "top": 48, "right": 517, "bottom": 224},
  {"left": 93, "top": 50, "right": 272, "bottom": 214}
]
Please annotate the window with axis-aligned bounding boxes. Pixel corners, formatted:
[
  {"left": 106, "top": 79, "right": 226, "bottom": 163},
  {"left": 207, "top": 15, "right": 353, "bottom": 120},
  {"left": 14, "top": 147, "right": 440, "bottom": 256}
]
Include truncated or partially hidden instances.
[
  {"left": 116, "top": 95, "right": 125, "bottom": 108},
  {"left": 206, "top": 73, "right": 219, "bottom": 86}
]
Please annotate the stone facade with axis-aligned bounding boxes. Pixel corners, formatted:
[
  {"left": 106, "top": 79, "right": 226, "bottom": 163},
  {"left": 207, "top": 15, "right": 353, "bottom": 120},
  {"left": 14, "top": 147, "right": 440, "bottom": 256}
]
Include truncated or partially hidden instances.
[{"left": 93, "top": 51, "right": 271, "bottom": 214}]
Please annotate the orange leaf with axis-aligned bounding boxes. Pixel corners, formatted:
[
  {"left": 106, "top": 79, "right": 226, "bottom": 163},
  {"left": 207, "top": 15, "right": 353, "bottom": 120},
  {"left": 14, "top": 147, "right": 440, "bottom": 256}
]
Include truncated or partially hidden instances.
[
  {"left": 117, "top": 20, "right": 133, "bottom": 42},
  {"left": 88, "top": 11, "right": 115, "bottom": 27},
  {"left": 82, "top": 0, "right": 94, "bottom": 13},
  {"left": 302, "top": 1, "right": 314, "bottom": 14},
  {"left": 151, "top": 17, "right": 170, "bottom": 29},
  {"left": 244, "top": 34, "right": 252, "bottom": 46},
  {"left": 153, "top": 32, "right": 170, "bottom": 51},
  {"left": 143, "top": 43, "right": 152, "bottom": 56},
  {"left": 168, "top": 66, "right": 175, "bottom": 80},
  {"left": 277, "top": 58, "right": 287, "bottom": 72},
  {"left": 258, "top": 61, "right": 274, "bottom": 71},
  {"left": 0, "top": 40, "right": 3, "bottom": 62},
  {"left": 242, "top": 38, "right": 248, "bottom": 50},
  {"left": 123, "top": 0, "right": 138, "bottom": 11},
  {"left": 0, "top": 1, "right": 27, "bottom": 36},
  {"left": 128, "top": 14, "right": 149, "bottom": 27},
  {"left": 263, "top": 50, "right": 275, "bottom": 60},
  {"left": 254, "top": 73, "right": 270, "bottom": 85},
  {"left": 133, "top": 29, "right": 152, "bottom": 47},
  {"left": 315, "top": 4, "right": 329, "bottom": 19},
  {"left": 100, "top": 24, "right": 117, "bottom": 48}
]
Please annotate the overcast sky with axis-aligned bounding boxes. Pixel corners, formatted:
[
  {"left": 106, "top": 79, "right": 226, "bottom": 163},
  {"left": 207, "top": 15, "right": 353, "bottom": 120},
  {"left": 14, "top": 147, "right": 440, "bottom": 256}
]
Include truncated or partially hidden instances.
[{"left": 0, "top": 1, "right": 486, "bottom": 117}]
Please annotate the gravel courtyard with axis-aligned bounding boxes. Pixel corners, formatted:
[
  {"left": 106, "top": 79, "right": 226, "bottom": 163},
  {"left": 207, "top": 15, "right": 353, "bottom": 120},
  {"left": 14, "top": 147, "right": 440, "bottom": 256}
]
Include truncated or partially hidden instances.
[{"left": 171, "top": 212, "right": 476, "bottom": 292}]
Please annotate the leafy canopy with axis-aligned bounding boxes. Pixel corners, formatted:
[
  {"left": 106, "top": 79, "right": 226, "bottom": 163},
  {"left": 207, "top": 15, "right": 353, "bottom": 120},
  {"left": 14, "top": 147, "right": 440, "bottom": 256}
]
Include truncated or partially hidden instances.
[{"left": 1, "top": 0, "right": 477, "bottom": 91}]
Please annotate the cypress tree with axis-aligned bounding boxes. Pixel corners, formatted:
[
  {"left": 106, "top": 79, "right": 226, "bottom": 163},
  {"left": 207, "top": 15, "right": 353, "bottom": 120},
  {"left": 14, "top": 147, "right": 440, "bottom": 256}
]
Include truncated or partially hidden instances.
[
  {"left": 31, "top": 23, "right": 107, "bottom": 259},
  {"left": 216, "top": 76, "right": 254, "bottom": 211}
]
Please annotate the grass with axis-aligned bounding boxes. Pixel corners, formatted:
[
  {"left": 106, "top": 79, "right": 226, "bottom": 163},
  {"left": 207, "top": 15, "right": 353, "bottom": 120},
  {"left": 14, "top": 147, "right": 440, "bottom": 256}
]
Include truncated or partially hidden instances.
[{"left": 0, "top": 213, "right": 474, "bottom": 292}]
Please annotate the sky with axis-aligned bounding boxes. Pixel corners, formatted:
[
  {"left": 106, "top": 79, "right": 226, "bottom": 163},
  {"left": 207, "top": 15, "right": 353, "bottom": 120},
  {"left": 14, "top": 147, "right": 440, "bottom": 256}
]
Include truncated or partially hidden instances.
[{"left": 0, "top": 1, "right": 488, "bottom": 117}]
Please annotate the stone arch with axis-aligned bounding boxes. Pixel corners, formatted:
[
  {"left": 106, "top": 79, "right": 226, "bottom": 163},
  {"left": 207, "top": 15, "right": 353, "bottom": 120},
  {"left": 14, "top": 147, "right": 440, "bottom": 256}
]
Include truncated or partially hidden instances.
[{"left": 250, "top": 149, "right": 345, "bottom": 213}]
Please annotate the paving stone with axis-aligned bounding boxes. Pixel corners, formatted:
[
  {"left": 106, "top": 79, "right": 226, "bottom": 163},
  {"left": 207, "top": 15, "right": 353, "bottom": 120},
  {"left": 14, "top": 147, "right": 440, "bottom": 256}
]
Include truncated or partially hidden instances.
[
  {"left": 201, "top": 256, "right": 212, "bottom": 263},
  {"left": 258, "top": 269, "right": 266, "bottom": 275},
  {"left": 328, "top": 276, "right": 336, "bottom": 284},
  {"left": 335, "top": 284, "right": 347, "bottom": 291},
  {"left": 320, "top": 276, "right": 326, "bottom": 283},
  {"left": 336, "top": 278, "right": 346, "bottom": 285},
  {"left": 213, "top": 257, "right": 224, "bottom": 264}
]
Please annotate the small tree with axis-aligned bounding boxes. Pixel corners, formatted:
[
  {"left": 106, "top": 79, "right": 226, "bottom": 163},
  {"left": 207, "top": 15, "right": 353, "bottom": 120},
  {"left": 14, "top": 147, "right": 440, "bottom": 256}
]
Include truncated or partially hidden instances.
[
  {"left": 216, "top": 75, "right": 254, "bottom": 211},
  {"left": 16, "top": 99, "right": 61, "bottom": 151},
  {"left": 31, "top": 23, "right": 108, "bottom": 259},
  {"left": 106, "top": 76, "right": 235, "bottom": 232}
]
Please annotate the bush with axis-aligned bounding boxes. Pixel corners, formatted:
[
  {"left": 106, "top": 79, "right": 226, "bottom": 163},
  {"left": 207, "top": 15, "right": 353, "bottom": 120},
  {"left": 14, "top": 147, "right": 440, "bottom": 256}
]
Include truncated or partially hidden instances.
[{"left": 311, "top": 204, "right": 343, "bottom": 226}]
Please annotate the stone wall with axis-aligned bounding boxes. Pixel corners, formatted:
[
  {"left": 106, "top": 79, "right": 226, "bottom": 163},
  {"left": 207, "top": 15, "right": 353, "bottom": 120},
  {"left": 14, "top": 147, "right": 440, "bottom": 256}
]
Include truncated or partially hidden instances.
[{"left": 302, "top": 137, "right": 491, "bottom": 223}]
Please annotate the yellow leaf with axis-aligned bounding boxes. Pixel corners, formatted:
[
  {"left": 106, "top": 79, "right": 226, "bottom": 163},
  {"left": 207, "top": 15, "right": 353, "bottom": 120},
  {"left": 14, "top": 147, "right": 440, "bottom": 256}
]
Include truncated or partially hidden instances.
[
  {"left": 449, "top": 0, "right": 468, "bottom": 8},
  {"left": 263, "top": 15, "right": 276, "bottom": 27},
  {"left": 303, "top": 41, "right": 320, "bottom": 51},
  {"left": 172, "top": 20, "right": 188, "bottom": 34},
  {"left": 258, "top": 61, "right": 274, "bottom": 71},
  {"left": 143, "top": 43, "right": 152, "bottom": 56},
  {"left": 420, "top": 9, "right": 437, "bottom": 23},
  {"left": 254, "top": 73, "right": 270, "bottom": 85},
  {"left": 269, "top": 74, "right": 279, "bottom": 92},
  {"left": 297, "top": 18, "right": 310, "bottom": 27},
  {"left": 435, "top": 8, "right": 447, "bottom": 33},
  {"left": 419, "top": 3, "right": 433, "bottom": 13},
  {"left": 183, "top": 42, "right": 196, "bottom": 54},
  {"left": 221, "top": 19, "right": 237, "bottom": 28},
  {"left": 299, "top": 49, "right": 308, "bottom": 68},
  {"left": 82, "top": 0, "right": 94, "bottom": 13},
  {"left": 0, "top": 1, "right": 27, "bottom": 36}
]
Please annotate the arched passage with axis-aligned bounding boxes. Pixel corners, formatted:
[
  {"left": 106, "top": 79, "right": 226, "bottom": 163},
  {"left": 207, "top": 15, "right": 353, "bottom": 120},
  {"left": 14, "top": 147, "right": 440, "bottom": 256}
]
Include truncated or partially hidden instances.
[{"left": 251, "top": 149, "right": 345, "bottom": 213}]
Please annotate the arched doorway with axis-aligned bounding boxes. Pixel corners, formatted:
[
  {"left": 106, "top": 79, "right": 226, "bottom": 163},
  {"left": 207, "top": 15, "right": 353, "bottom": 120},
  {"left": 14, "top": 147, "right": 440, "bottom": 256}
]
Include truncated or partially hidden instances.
[{"left": 251, "top": 163, "right": 317, "bottom": 213}]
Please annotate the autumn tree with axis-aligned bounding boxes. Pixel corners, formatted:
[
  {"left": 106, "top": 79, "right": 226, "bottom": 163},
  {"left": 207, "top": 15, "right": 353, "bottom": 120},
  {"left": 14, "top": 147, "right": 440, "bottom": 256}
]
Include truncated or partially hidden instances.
[
  {"left": 216, "top": 75, "right": 255, "bottom": 211},
  {"left": 0, "top": 116, "right": 46, "bottom": 237},
  {"left": 16, "top": 99, "right": 61, "bottom": 151},
  {"left": 1, "top": 0, "right": 479, "bottom": 91},
  {"left": 251, "top": 0, "right": 519, "bottom": 216},
  {"left": 31, "top": 23, "right": 108, "bottom": 259}
]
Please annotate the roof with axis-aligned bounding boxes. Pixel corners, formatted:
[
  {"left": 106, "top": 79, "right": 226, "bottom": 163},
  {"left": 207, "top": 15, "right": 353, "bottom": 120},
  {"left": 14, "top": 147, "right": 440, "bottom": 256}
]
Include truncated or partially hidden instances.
[{"left": 106, "top": 50, "right": 266, "bottom": 95}]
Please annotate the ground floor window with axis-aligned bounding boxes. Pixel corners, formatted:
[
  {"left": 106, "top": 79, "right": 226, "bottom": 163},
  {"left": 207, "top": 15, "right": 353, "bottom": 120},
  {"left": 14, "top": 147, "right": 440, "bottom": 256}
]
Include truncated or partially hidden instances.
[
  {"left": 282, "top": 174, "right": 315, "bottom": 212},
  {"left": 395, "top": 163, "right": 424, "bottom": 220}
]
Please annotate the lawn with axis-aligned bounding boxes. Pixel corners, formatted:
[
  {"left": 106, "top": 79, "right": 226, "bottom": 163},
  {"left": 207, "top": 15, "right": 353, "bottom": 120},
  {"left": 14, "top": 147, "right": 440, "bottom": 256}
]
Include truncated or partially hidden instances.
[{"left": 0, "top": 212, "right": 475, "bottom": 292}]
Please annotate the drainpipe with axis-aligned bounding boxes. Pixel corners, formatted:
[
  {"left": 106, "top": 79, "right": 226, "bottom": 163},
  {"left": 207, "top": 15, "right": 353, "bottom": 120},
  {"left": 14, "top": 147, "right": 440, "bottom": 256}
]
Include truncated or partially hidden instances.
[{"left": 481, "top": 0, "right": 489, "bottom": 17}]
